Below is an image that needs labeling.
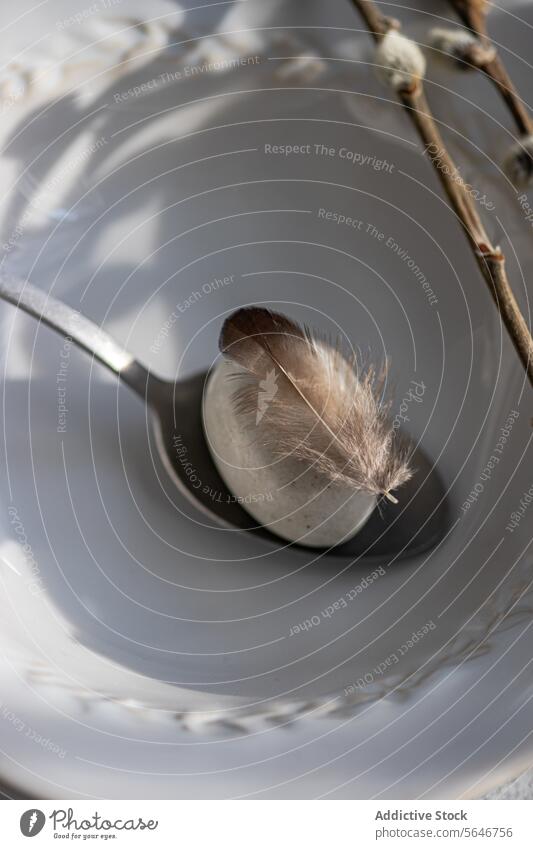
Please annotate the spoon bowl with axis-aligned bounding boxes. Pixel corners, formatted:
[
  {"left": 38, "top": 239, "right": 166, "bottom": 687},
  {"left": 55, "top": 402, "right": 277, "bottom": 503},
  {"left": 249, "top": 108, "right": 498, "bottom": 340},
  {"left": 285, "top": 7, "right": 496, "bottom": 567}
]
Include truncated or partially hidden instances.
[{"left": 0, "top": 277, "right": 451, "bottom": 559}]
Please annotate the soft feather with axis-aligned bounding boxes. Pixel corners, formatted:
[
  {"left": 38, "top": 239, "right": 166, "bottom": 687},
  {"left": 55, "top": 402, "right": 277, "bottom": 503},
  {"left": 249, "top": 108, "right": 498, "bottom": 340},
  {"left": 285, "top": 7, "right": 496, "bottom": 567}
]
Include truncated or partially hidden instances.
[{"left": 219, "top": 307, "right": 412, "bottom": 502}]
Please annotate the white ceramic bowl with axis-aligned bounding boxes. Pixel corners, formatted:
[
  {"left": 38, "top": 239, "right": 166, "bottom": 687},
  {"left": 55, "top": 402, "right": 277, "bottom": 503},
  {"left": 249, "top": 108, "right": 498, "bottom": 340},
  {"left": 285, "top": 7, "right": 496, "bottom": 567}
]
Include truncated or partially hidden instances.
[{"left": 0, "top": 0, "right": 531, "bottom": 799}]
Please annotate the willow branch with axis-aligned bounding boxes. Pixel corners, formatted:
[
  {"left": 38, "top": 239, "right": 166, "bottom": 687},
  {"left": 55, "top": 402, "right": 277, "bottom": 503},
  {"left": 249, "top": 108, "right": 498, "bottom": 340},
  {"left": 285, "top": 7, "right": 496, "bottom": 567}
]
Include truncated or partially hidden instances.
[
  {"left": 350, "top": 0, "right": 390, "bottom": 37},
  {"left": 448, "top": 0, "right": 533, "bottom": 137},
  {"left": 349, "top": 0, "right": 533, "bottom": 387}
]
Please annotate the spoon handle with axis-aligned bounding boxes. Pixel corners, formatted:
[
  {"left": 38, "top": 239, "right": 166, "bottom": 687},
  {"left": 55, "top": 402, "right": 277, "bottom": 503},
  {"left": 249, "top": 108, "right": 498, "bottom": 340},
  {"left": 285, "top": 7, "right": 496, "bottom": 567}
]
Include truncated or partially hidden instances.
[{"left": 0, "top": 277, "right": 163, "bottom": 402}]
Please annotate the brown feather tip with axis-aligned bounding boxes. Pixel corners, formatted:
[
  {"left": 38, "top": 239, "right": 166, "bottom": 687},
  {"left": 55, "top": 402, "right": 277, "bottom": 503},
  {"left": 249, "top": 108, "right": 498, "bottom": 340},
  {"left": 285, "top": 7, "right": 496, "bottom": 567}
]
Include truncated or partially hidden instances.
[{"left": 219, "top": 307, "right": 413, "bottom": 502}]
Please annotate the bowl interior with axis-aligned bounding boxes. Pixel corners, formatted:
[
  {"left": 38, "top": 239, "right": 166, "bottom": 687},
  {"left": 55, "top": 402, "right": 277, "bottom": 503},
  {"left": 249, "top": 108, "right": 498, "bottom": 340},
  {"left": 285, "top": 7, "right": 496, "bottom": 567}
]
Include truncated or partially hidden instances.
[{"left": 0, "top": 18, "right": 531, "bottom": 716}]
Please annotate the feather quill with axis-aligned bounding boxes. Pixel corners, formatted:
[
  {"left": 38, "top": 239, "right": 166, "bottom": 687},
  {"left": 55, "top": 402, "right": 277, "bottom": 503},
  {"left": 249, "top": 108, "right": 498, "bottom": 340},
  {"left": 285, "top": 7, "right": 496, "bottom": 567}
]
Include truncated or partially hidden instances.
[{"left": 219, "top": 307, "right": 412, "bottom": 503}]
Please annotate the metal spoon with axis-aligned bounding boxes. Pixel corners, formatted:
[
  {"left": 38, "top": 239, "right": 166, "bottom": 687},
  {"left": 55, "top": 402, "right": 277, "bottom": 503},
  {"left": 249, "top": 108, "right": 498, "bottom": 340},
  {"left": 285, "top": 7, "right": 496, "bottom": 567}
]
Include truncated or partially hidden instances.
[{"left": 0, "top": 277, "right": 450, "bottom": 559}]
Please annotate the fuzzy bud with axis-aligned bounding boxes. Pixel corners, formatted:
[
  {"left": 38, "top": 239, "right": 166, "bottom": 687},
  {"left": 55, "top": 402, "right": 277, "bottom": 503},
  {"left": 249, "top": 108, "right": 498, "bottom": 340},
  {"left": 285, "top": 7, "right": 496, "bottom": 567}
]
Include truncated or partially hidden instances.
[
  {"left": 504, "top": 135, "right": 533, "bottom": 187},
  {"left": 429, "top": 27, "right": 496, "bottom": 68},
  {"left": 375, "top": 29, "right": 426, "bottom": 92}
]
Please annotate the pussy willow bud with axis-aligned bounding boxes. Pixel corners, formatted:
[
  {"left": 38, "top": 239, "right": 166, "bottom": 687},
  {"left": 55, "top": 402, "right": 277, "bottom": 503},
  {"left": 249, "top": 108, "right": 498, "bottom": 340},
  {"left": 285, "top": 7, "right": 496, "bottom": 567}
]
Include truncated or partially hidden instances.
[
  {"left": 504, "top": 135, "right": 533, "bottom": 187},
  {"left": 375, "top": 29, "right": 426, "bottom": 92},
  {"left": 429, "top": 27, "right": 496, "bottom": 68}
]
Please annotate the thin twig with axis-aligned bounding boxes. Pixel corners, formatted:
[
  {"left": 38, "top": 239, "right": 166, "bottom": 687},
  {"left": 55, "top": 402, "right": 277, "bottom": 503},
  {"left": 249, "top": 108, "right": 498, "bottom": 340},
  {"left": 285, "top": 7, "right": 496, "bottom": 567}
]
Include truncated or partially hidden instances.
[
  {"left": 349, "top": 0, "right": 533, "bottom": 387},
  {"left": 350, "top": 0, "right": 390, "bottom": 37},
  {"left": 448, "top": 0, "right": 533, "bottom": 137}
]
